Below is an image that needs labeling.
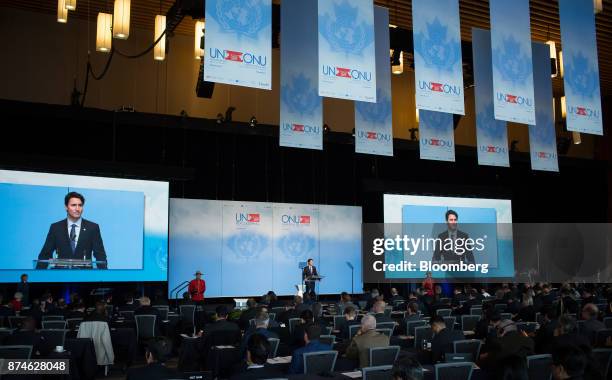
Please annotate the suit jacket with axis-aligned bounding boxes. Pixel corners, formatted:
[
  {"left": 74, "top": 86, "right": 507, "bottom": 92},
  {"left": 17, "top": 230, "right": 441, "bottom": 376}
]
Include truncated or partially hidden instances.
[
  {"left": 302, "top": 265, "right": 318, "bottom": 281},
  {"left": 345, "top": 329, "right": 390, "bottom": 368},
  {"left": 288, "top": 339, "right": 332, "bottom": 374},
  {"left": 126, "top": 362, "right": 179, "bottom": 380},
  {"left": 488, "top": 331, "right": 534, "bottom": 365},
  {"left": 581, "top": 318, "right": 606, "bottom": 345},
  {"left": 431, "top": 328, "right": 465, "bottom": 363},
  {"left": 37, "top": 219, "right": 107, "bottom": 269},
  {"left": 432, "top": 230, "right": 474, "bottom": 264},
  {"left": 340, "top": 319, "right": 361, "bottom": 340}
]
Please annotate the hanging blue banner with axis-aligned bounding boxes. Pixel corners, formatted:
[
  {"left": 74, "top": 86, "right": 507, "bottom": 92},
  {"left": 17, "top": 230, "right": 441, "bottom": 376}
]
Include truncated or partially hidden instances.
[
  {"left": 489, "top": 0, "right": 535, "bottom": 125},
  {"left": 529, "top": 42, "right": 559, "bottom": 172},
  {"left": 419, "top": 110, "right": 455, "bottom": 162},
  {"left": 354, "top": 6, "right": 393, "bottom": 156},
  {"left": 413, "top": 0, "right": 464, "bottom": 115},
  {"left": 473, "top": 28, "right": 509, "bottom": 168},
  {"left": 558, "top": 0, "right": 603, "bottom": 135},
  {"left": 318, "top": 0, "right": 377, "bottom": 103},
  {"left": 204, "top": 0, "right": 272, "bottom": 90},
  {"left": 279, "top": 0, "right": 322, "bottom": 150}
]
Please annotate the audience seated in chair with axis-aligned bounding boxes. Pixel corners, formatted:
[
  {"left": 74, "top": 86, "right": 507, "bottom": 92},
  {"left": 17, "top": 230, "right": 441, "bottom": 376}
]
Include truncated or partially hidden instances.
[
  {"left": 134, "top": 297, "right": 162, "bottom": 335},
  {"left": 126, "top": 337, "right": 178, "bottom": 380},
  {"left": 551, "top": 345, "right": 588, "bottom": 380},
  {"left": 85, "top": 301, "right": 110, "bottom": 323},
  {"left": 240, "top": 310, "right": 279, "bottom": 358},
  {"left": 230, "top": 333, "right": 285, "bottom": 379},
  {"left": 372, "top": 300, "right": 394, "bottom": 324},
  {"left": 339, "top": 306, "right": 361, "bottom": 340},
  {"left": 430, "top": 316, "right": 465, "bottom": 363},
  {"left": 5, "top": 316, "right": 51, "bottom": 357},
  {"left": 345, "top": 314, "right": 390, "bottom": 368},
  {"left": 580, "top": 303, "right": 605, "bottom": 346},
  {"left": 482, "top": 319, "right": 534, "bottom": 369},
  {"left": 288, "top": 323, "right": 332, "bottom": 374}
]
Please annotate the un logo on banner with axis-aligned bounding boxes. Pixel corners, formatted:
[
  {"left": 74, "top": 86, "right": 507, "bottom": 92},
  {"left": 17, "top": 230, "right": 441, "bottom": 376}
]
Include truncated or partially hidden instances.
[
  {"left": 320, "top": 0, "right": 374, "bottom": 55},
  {"left": 531, "top": 112, "right": 555, "bottom": 145},
  {"left": 281, "top": 74, "right": 320, "bottom": 115},
  {"left": 493, "top": 36, "right": 531, "bottom": 85},
  {"left": 356, "top": 89, "right": 391, "bottom": 125},
  {"left": 155, "top": 246, "right": 167, "bottom": 271},
  {"left": 226, "top": 231, "right": 268, "bottom": 260},
  {"left": 565, "top": 52, "right": 599, "bottom": 96},
  {"left": 477, "top": 103, "right": 506, "bottom": 140},
  {"left": 414, "top": 18, "right": 460, "bottom": 71},
  {"left": 277, "top": 233, "right": 316, "bottom": 259},
  {"left": 213, "top": 0, "right": 268, "bottom": 38}
]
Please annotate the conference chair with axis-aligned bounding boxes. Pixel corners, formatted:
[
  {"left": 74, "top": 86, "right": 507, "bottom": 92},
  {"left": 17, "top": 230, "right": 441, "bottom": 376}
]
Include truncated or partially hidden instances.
[
  {"left": 42, "top": 320, "right": 67, "bottom": 330},
  {"left": 376, "top": 322, "right": 396, "bottom": 334},
  {"left": 42, "top": 315, "right": 65, "bottom": 321},
  {"left": 443, "top": 316, "right": 456, "bottom": 330},
  {"left": 303, "top": 350, "right": 338, "bottom": 375},
  {"left": 349, "top": 324, "right": 361, "bottom": 340},
  {"left": 469, "top": 307, "right": 482, "bottom": 317},
  {"left": 134, "top": 315, "right": 157, "bottom": 341},
  {"left": 436, "top": 309, "right": 452, "bottom": 317},
  {"left": 439, "top": 298, "right": 451, "bottom": 305},
  {"left": 179, "top": 305, "right": 196, "bottom": 334},
  {"left": 445, "top": 353, "right": 474, "bottom": 363},
  {"left": 8, "top": 316, "right": 26, "bottom": 329},
  {"left": 493, "top": 304, "right": 507, "bottom": 313},
  {"left": 319, "top": 334, "right": 336, "bottom": 346},
  {"left": 39, "top": 329, "right": 69, "bottom": 348},
  {"left": 596, "top": 329, "right": 612, "bottom": 347},
  {"left": 375, "top": 328, "right": 393, "bottom": 337},
  {"left": 268, "top": 312, "right": 276, "bottom": 321},
  {"left": 406, "top": 320, "right": 427, "bottom": 336},
  {"left": 0, "top": 345, "right": 32, "bottom": 359},
  {"left": 384, "top": 306, "right": 393, "bottom": 317},
  {"left": 105, "top": 304, "right": 114, "bottom": 317},
  {"left": 500, "top": 313, "right": 513, "bottom": 321},
  {"left": 0, "top": 328, "right": 15, "bottom": 342},
  {"left": 77, "top": 321, "right": 114, "bottom": 374},
  {"left": 576, "top": 320, "right": 586, "bottom": 334},
  {"left": 333, "top": 315, "right": 346, "bottom": 330},
  {"left": 119, "top": 310, "right": 135, "bottom": 320},
  {"left": 362, "top": 365, "right": 394, "bottom": 380},
  {"left": 604, "top": 317, "right": 612, "bottom": 329},
  {"left": 414, "top": 326, "right": 433, "bottom": 349},
  {"left": 526, "top": 354, "right": 553, "bottom": 380},
  {"left": 288, "top": 318, "right": 302, "bottom": 335},
  {"left": 369, "top": 345, "right": 400, "bottom": 367},
  {"left": 434, "top": 362, "right": 473, "bottom": 380},
  {"left": 66, "top": 318, "right": 83, "bottom": 330},
  {"left": 270, "top": 307, "right": 285, "bottom": 316},
  {"left": 516, "top": 322, "right": 538, "bottom": 334},
  {"left": 592, "top": 348, "right": 612, "bottom": 379},
  {"left": 454, "top": 340, "right": 482, "bottom": 361},
  {"left": 153, "top": 305, "right": 169, "bottom": 320},
  {"left": 461, "top": 315, "right": 480, "bottom": 332},
  {"left": 267, "top": 337, "right": 280, "bottom": 358},
  {"left": 358, "top": 301, "right": 367, "bottom": 310}
]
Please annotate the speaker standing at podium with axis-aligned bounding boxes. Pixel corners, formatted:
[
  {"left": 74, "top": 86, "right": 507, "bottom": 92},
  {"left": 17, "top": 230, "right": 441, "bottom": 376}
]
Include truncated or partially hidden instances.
[
  {"left": 36, "top": 192, "right": 107, "bottom": 269},
  {"left": 188, "top": 270, "right": 206, "bottom": 305},
  {"left": 302, "top": 258, "right": 318, "bottom": 297}
]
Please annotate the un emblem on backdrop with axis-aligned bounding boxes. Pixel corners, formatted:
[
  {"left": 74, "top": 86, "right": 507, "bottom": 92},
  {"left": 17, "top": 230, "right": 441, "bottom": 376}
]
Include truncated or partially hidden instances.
[
  {"left": 277, "top": 233, "right": 316, "bottom": 259},
  {"left": 565, "top": 53, "right": 599, "bottom": 96},
  {"left": 320, "top": 1, "right": 373, "bottom": 56},
  {"left": 226, "top": 231, "right": 268, "bottom": 260},
  {"left": 355, "top": 89, "right": 391, "bottom": 125},
  {"left": 414, "top": 18, "right": 460, "bottom": 71},
  {"left": 423, "top": 111, "right": 451, "bottom": 132},
  {"left": 531, "top": 112, "right": 555, "bottom": 145},
  {"left": 281, "top": 74, "right": 320, "bottom": 115},
  {"left": 477, "top": 103, "right": 506, "bottom": 141},
  {"left": 214, "top": 0, "right": 267, "bottom": 38},
  {"left": 493, "top": 36, "right": 531, "bottom": 85},
  {"left": 155, "top": 246, "right": 167, "bottom": 271}
]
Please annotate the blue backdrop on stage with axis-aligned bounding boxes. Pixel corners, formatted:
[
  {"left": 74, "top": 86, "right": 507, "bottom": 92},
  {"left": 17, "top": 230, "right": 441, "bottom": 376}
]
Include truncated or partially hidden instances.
[
  {"left": 419, "top": 110, "right": 455, "bottom": 162},
  {"left": 318, "top": 0, "right": 376, "bottom": 102},
  {"left": 490, "top": 0, "right": 535, "bottom": 125},
  {"left": 473, "top": 28, "right": 509, "bottom": 167},
  {"left": 0, "top": 170, "right": 168, "bottom": 283},
  {"left": 279, "top": 0, "right": 322, "bottom": 150},
  {"left": 413, "top": 0, "right": 464, "bottom": 115},
  {"left": 169, "top": 199, "right": 362, "bottom": 298},
  {"left": 558, "top": 0, "right": 603, "bottom": 135},
  {"left": 204, "top": 0, "right": 272, "bottom": 90},
  {"left": 354, "top": 6, "right": 393, "bottom": 157},
  {"left": 529, "top": 42, "right": 559, "bottom": 172}
]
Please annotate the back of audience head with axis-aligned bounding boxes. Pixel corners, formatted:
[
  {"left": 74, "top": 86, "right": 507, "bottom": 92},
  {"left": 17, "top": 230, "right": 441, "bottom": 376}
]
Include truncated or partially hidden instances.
[
  {"left": 361, "top": 314, "right": 376, "bottom": 332},
  {"left": 300, "top": 309, "right": 314, "bottom": 324},
  {"left": 216, "top": 305, "right": 229, "bottom": 319},
  {"left": 304, "top": 323, "right": 322, "bottom": 343},
  {"left": 294, "top": 295, "right": 303, "bottom": 306},
  {"left": 407, "top": 302, "right": 419, "bottom": 315},
  {"left": 392, "top": 357, "right": 424, "bottom": 380},
  {"left": 255, "top": 311, "right": 269, "bottom": 329},
  {"left": 552, "top": 346, "right": 587, "bottom": 380},
  {"left": 95, "top": 301, "right": 107, "bottom": 316},
  {"left": 582, "top": 303, "right": 598, "bottom": 320},
  {"left": 344, "top": 306, "right": 356, "bottom": 320},
  {"left": 246, "top": 333, "right": 271, "bottom": 365},
  {"left": 247, "top": 298, "right": 257, "bottom": 309},
  {"left": 146, "top": 337, "right": 172, "bottom": 364},
  {"left": 430, "top": 316, "right": 446, "bottom": 333},
  {"left": 555, "top": 315, "right": 577, "bottom": 337},
  {"left": 496, "top": 319, "right": 517, "bottom": 337},
  {"left": 139, "top": 296, "right": 151, "bottom": 306},
  {"left": 373, "top": 300, "right": 386, "bottom": 313}
]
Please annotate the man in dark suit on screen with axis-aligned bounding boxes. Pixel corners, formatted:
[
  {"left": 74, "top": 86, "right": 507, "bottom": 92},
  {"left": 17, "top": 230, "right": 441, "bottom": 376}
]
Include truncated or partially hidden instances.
[
  {"left": 302, "top": 258, "right": 318, "bottom": 297},
  {"left": 36, "top": 191, "right": 107, "bottom": 269},
  {"left": 432, "top": 209, "right": 475, "bottom": 265}
]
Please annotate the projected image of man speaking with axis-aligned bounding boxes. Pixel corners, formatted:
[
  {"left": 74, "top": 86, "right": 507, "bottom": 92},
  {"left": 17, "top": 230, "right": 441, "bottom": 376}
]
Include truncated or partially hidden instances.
[
  {"left": 432, "top": 209, "right": 475, "bottom": 265},
  {"left": 36, "top": 192, "right": 107, "bottom": 269}
]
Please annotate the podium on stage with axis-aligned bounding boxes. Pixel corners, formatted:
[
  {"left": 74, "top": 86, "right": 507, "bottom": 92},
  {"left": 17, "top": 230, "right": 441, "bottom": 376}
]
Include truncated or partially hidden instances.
[{"left": 33, "top": 259, "right": 107, "bottom": 269}]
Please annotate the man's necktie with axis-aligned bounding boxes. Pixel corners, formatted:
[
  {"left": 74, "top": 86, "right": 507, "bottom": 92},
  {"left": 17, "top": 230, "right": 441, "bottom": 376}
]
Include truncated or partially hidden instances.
[{"left": 70, "top": 224, "right": 77, "bottom": 253}]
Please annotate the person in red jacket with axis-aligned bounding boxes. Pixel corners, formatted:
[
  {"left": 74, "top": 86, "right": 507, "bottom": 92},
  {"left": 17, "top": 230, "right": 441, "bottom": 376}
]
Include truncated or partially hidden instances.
[{"left": 188, "top": 270, "right": 206, "bottom": 305}]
